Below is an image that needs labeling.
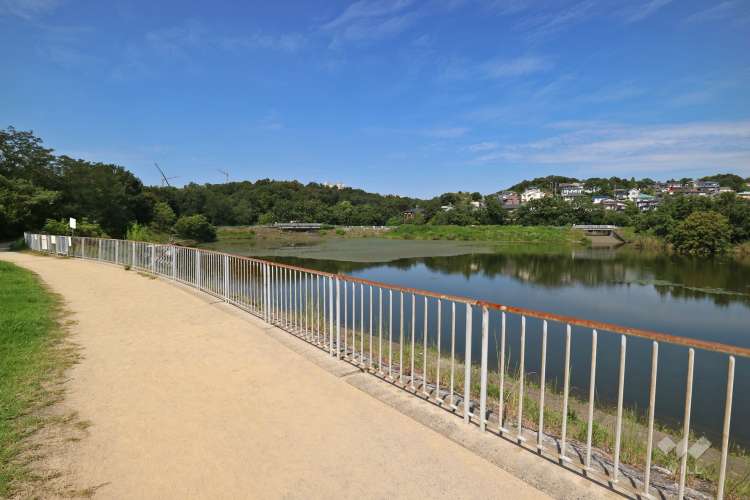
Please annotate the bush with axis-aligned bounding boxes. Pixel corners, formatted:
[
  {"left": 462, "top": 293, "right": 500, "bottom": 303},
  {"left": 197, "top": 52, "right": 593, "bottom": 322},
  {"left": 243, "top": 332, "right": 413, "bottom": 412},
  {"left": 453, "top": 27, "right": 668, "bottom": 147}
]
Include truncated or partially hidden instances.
[
  {"left": 258, "top": 212, "right": 275, "bottom": 225},
  {"left": 9, "top": 238, "right": 27, "bottom": 251},
  {"left": 125, "top": 222, "right": 168, "bottom": 242},
  {"left": 174, "top": 214, "right": 217, "bottom": 242},
  {"left": 151, "top": 202, "right": 176, "bottom": 233},
  {"left": 42, "top": 218, "right": 106, "bottom": 237},
  {"left": 385, "top": 216, "right": 403, "bottom": 226},
  {"left": 669, "top": 211, "right": 732, "bottom": 256}
]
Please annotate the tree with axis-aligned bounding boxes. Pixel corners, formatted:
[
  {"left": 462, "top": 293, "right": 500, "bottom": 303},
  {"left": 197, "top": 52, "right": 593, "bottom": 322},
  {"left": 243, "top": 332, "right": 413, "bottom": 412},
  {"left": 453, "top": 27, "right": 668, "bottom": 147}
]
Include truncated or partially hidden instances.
[
  {"left": 174, "top": 214, "right": 217, "bottom": 242},
  {"left": 57, "top": 156, "right": 150, "bottom": 237},
  {"left": 151, "top": 202, "right": 176, "bottom": 233},
  {"left": 480, "top": 196, "right": 505, "bottom": 225},
  {"left": 0, "top": 175, "right": 59, "bottom": 238},
  {"left": 515, "top": 197, "right": 576, "bottom": 226},
  {"left": 669, "top": 211, "right": 731, "bottom": 256},
  {"left": 429, "top": 207, "right": 477, "bottom": 225}
]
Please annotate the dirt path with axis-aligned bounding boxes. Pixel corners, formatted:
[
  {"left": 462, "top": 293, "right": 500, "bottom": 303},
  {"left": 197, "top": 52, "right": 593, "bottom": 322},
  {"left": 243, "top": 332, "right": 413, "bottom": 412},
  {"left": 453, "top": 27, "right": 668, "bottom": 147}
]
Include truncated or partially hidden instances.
[{"left": 1, "top": 252, "right": 550, "bottom": 499}]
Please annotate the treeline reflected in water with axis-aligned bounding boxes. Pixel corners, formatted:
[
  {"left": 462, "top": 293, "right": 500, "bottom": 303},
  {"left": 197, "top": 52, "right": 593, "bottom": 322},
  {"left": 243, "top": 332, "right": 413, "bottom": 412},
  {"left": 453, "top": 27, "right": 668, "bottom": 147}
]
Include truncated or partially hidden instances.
[{"left": 273, "top": 247, "right": 750, "bottom": 308}]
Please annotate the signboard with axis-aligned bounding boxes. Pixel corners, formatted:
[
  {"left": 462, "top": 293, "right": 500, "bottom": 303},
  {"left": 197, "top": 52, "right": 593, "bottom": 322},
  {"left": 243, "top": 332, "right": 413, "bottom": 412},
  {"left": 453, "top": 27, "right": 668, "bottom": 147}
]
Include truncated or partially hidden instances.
[{"left": 69, "top": 217, "right": 77, "bottom": 229}]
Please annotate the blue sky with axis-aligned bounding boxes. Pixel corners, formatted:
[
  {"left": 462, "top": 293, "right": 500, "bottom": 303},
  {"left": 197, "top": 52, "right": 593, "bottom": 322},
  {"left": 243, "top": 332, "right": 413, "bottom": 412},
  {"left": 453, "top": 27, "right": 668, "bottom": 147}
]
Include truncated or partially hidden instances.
[{"left": 3, "top": 0, "right": 750, "bottom": 197}]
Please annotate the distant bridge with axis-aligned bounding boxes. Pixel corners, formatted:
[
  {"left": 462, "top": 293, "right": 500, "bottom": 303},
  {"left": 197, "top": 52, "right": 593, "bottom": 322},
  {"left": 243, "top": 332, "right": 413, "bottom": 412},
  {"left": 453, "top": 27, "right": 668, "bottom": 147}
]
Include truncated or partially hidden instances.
[
  {"left": 572, "top": 224, "right": 625, "bottom": 242},
  {"left": 272, "top": 222, "right": 324, "bottom": 231}
]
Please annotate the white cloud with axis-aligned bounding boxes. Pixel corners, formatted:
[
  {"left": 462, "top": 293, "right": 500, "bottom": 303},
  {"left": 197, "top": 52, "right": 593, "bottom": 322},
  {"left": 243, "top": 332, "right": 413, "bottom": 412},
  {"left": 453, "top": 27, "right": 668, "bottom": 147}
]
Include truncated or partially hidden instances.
[
  {"left": 467, "top": 141, "right": 499, "bottom": 152},
  {"left": 624, "top": 0, "right": 674, "bottom": 23},
  {"left": 489, "top": 0, "right": 534, "bottom": 16},
  {"left": 322, "top": 0, "right": 414, "bottom": 30},
  {"left": 0, "top": 0, "right": 59, "bottom": 19},
  {"left": 515, "top": 1, "right": 596, "bottom": 42},
  {"left": 579, "top": 82, "right": 645, "bottom": 103},
  {"left": 472, "top": 120, "right": 750, "bottom": 175},
  {"left": 145, "top": 20, "right": 206, "bottom": 60},
  {"left": 424, "top": 127, "right": 469, "bottom": 138},
  {"left": 482, "top": 56, "right": 551, "bottom": 78},
  {"left": 221, "top": 33, "right": 306, "bottom": 53},
  {"left": 683, "top": 1, "right": 738, "bottom": 24},
  {"left": 321, "top": 0, "right": 420, "bottom": 46}
]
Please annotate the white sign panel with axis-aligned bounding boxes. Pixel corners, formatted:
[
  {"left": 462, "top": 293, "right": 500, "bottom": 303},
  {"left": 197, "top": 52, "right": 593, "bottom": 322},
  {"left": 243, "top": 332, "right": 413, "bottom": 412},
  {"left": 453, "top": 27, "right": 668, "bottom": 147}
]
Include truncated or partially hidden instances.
[{"left": 69, "top": 217, "right": 77, "bottom": 229}]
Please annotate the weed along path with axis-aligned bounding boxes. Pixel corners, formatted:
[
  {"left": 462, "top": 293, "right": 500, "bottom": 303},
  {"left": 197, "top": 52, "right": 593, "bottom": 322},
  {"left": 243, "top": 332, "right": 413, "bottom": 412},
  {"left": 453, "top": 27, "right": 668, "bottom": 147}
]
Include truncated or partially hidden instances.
[{"left": 0, "top": 252, "right": 558, "bottom": 499}]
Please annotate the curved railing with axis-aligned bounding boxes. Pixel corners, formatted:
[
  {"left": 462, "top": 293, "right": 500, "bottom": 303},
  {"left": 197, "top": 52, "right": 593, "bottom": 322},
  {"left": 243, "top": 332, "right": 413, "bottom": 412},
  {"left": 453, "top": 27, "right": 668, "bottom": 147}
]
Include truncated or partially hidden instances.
[{"left": 25, "top": 232, "right": 744, "bottom": 499}]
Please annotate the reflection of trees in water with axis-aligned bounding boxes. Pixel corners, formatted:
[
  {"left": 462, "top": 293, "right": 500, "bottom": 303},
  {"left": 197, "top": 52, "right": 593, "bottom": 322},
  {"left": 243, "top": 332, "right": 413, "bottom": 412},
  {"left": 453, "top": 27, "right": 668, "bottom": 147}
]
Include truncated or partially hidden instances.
[{"left": 273, "top": 249, "right": 750, "bottom": 308}]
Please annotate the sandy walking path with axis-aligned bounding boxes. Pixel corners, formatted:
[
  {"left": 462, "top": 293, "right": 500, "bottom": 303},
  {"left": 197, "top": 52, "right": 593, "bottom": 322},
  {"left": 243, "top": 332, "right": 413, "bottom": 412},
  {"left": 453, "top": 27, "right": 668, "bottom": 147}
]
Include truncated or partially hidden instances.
[{"left": 1, "top": 252, "right": 550, "bottom": 499}]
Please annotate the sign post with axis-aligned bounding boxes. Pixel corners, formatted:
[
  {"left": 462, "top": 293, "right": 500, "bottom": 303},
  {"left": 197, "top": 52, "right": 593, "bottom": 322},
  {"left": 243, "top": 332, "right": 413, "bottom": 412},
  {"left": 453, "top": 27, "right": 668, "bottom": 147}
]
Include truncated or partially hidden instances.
[{"left": 69, "top": 217, "right": 77, "bottom": 237}]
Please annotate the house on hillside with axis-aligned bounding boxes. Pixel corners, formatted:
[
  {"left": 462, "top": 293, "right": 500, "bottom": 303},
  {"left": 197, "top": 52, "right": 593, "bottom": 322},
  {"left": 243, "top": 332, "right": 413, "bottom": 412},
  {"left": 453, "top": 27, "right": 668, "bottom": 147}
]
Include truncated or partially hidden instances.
[
  {"left": 634, "top": 193, "right": 660, "bottom": 211},
  {"left": 627, "top": 188, "right": 641, "bottom": 202},
  {"left": 601, "top": 199, "right": 627, "bottom": 211},
  {"left": 402, "top": 207, "right": 423, "bottom": 221},
  {"left": 469, "top": 200, "right": 484, "bottom": 210},
  {"left": 592, "top": 195, "right": 610, "bottom": 204},
  {"left": 666, "top": 182, "right": 685, "bottom": 194},
  {"left": 613, "top": 188, "right": 629, "bottom": 200},
  {"left": 691, "top": 180, "right": 720, "bottom": 195},
  {"left": 521, "top": 187, "right": 547, "bottom": 203},
  {"left": 559, "top": 182, "right": 585, "bottom": 202},
  {"left": 737, "top": 192, "right": 750, "bottom": 201},
  {"left": 497, "top": 191, "right": 521, "bottom": 209}
]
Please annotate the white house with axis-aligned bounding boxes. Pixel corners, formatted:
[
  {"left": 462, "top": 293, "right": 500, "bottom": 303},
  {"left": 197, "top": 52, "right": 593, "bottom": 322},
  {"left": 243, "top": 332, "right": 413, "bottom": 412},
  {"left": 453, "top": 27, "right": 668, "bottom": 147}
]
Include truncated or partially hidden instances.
[
  {"left": 521, "top": 188, "right": 547, "bottom": 203},
  {"left": 627, "top": 188, "right": 641, "bottom": 202}
]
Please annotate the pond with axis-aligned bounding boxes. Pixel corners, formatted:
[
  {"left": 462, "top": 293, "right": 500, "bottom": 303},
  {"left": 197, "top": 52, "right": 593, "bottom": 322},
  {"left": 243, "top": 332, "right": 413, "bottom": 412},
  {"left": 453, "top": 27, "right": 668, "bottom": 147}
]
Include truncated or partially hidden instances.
[{"left": 252, "top": 240, "right": 750, "bottom": 447}]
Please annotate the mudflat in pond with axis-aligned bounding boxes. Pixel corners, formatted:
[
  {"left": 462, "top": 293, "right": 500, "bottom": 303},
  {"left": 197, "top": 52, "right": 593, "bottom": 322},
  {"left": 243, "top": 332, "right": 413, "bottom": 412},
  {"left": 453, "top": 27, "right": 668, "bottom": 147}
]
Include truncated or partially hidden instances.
[{"left": 218, "top": 237, "right": 502, "bottom": 262}]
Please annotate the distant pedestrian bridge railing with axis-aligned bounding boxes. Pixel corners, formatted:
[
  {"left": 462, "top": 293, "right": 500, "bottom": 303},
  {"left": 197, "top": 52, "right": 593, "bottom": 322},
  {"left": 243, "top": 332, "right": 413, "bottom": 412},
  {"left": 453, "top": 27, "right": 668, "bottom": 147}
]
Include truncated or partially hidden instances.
[
  {"left": 572, "top": 224, "right": 620, "bottom": 231},
  {"left": 272, "top": 222, "right": 324, "bottom": 231},
  {"left": 24, "top": 232, "right": 746, "bottom": 500}
]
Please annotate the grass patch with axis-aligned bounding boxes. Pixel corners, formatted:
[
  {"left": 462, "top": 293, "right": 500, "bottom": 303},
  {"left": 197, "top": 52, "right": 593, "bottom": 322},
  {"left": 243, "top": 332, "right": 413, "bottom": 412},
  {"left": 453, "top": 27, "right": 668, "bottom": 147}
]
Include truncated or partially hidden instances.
[
  {"left": 385, "top": 225, "right": 588, "bottom": 245},
  {"left": 0, "top": 260, "right": 76, "bottom": 496}
]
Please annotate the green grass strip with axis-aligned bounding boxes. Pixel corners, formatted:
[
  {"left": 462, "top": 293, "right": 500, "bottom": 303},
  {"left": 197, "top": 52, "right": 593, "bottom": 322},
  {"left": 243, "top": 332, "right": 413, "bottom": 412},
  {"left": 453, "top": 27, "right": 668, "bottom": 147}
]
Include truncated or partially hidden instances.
[{"left": 0, "top": 260, "right": 72, "bottom": 496}]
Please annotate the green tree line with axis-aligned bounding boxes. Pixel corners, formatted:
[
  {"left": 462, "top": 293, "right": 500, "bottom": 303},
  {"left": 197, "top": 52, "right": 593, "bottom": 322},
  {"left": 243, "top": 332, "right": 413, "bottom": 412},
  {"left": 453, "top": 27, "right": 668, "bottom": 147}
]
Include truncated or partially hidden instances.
[{"left": 3, "top": 126, "right": 749, "bottom": 255}]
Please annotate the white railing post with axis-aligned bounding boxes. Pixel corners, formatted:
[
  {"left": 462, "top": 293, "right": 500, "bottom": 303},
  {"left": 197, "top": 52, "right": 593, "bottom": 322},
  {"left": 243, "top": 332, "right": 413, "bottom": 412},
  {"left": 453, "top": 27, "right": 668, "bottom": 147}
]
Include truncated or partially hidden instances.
[
  {"left": 328, "top": 277, "right": 334, "bottom": 356},
  {"left": 196, "top": 250, "right": 201, "bottom": 290},
  {"left": 336, "top": 278, "right": 341, "bottom": 359},
  {"left": 263, "top": 263, "right": 269, "bottom": 322},
  {"left": 463, "top": 303, "right": 472, "bottom": 424},
  {"left": 115, "top": 239, "right": 119, "bottom": 264},
  {"left": 479, "top": 306, "right": 489, "bottom": 432},
  {"left": 224, "top": 255, "right": 229, "bottom": 302},
  {"left": 172, "top": 246, "right": 177, "bottom": 280},
  {"left": 82, "top": 238, "right": 86, "bottom": 259},
  {"left": 98, "top": 239, "right": 102, "bottom": 261},
  {"left": 150, "top": 245, "right": 155, "bottom": 273}
]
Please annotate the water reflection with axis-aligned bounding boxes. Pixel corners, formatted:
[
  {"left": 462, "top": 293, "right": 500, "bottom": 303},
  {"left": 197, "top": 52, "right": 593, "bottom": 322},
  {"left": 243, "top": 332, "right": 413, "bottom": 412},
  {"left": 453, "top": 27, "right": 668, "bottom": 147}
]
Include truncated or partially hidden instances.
[{"left": 276, "top": 247, "right": 750, "bottom": 309}]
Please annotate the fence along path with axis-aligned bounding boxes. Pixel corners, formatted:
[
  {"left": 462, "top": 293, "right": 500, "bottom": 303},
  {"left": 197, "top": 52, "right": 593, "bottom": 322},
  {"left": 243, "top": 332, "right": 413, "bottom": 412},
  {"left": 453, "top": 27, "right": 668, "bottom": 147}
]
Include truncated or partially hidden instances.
[{"left": 26, "top": 232, "right": 746, "bottom": 499}]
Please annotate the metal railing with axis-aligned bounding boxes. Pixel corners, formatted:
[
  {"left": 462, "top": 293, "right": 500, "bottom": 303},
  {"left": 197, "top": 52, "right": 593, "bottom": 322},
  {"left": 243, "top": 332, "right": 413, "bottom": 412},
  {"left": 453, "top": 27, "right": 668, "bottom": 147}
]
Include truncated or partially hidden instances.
[{"left": 24, "top": 232, "right": 746, "bottom": 499}]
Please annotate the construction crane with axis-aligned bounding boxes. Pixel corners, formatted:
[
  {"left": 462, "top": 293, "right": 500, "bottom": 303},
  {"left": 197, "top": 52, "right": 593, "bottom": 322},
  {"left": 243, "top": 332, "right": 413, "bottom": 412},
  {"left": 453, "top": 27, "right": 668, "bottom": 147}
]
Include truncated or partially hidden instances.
[
  {"left": 217, "top": 169, "right": 229, "bottom": 183},
  {"left": 155, "top": 162, "right": 179, "bottom": 187}
]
